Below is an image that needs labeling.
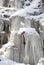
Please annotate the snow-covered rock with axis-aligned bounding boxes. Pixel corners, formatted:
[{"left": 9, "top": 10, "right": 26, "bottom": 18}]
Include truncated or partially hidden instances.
[
  {"left": 10, "top": 0, "right": 41, "bottom": 17},
  {"left": 37, "top": 58, "right": 44, "bottom": 65}
]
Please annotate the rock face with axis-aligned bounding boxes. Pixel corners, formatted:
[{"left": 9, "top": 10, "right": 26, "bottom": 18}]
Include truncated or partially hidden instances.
[
  {"left": 9, "top": 0, "right": 15, "bottom": 7},
  {"left": 0, "top": 0, "right": 2, "bottom": 6},
  {"left": 14, "top": 0, "right": 22, "bottom": 9},
  {"left": 0, "top": 20, "right": 4, "bottom": 31},
  {"left": 9, "top": 0, "right": 23, "bottom": 8},
  {"left": 3, "top": 0, "right": 9, "bottom": 7},
  {"left": 31, "top": 20, "right": 40, "bottom": 33}
]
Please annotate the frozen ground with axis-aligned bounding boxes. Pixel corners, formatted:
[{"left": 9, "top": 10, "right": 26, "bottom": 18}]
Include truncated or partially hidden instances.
[{"left": 0, "top": 55, "right": 29, "bottom": 65}]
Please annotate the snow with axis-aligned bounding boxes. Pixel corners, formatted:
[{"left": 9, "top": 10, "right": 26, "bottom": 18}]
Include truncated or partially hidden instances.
[
  {"left": 24, "top": 0, "right": 30, "bottom": 8},
  {"left": 0, "top": 55, "right": 29, "bottom": 65},
  {"left": 0, "top": 55, "right": 15, "bottom": 65},
  {"left": 30, "top": 0, "right": 41, "bottom": 8},
  {"left": 18, "top": 28, "right": 39, "bottom": 36},
  {"left": 39, "top": 58, "right": 44, "bottom": 62},
  {"left": 20, "top": 22, "right": 25, "bottom": 27},
  {"left": 1, "top": 41, "right": 15, "bottom": 50},
  {"left": 24, "top": 0, "right": 30, "bottom": 5},
  {"left": 0, "top": 0, "right": 43, "bottom": 65},
  {"left": 0, "top": 55, "right": 16, "bottom": 65},
  {"left": 9, "top": 0, "right": 44, "bottom": 22},
  {"left": 10, "top": 0, "right": 41, "bottom": 17},
  {"left": 37, "top": 58, "right": 44, "bottom": 65},
  {"left": 18, "top": 28, "right": 26, "bottom": 34},
  {"left": 0, "top": 0, "right": 43, "bottom": 21},
  {"left": 39, "top": 18, "right": 44, "bottom": 24}
]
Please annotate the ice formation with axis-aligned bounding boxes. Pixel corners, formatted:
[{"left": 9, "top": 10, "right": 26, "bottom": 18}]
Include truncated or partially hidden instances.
[
  {"left": 0, "top": 0, "right": 44, "bottom": 65},
  {"left": 37, "top": 58, "right": 44, "bottom": 65}
]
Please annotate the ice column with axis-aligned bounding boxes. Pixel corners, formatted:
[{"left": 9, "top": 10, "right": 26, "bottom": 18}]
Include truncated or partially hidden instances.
[{"left": 24, "top": 28, "right": 43, "bottom": 65}]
